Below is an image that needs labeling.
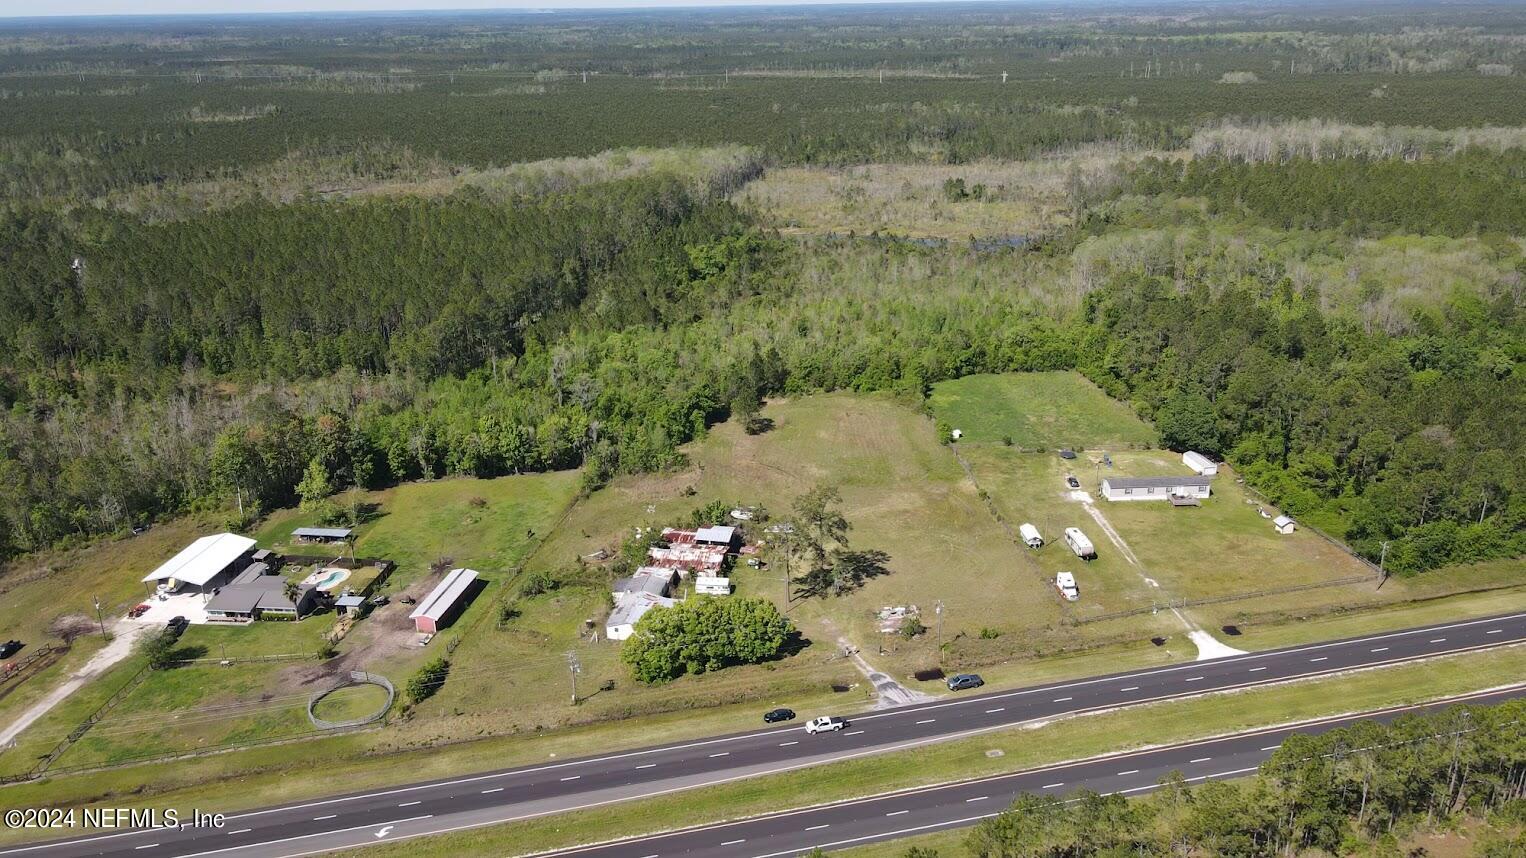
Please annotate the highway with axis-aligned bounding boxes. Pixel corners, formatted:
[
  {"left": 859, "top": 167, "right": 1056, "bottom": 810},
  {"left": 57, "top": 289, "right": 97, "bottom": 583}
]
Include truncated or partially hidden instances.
[{"left": 4, "top": 610, "right": 1523, "bottom": 858}]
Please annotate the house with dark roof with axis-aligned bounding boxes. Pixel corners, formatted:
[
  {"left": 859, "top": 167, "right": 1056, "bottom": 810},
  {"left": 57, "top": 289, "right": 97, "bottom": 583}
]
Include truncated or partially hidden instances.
[{"left": 204, "top": 563, "right": 320, "bottom": 622}]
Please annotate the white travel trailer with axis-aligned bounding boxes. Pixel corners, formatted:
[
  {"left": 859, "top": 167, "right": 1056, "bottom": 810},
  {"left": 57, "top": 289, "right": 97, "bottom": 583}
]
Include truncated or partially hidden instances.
[
  {"left": 1019, "top": 523, "right": 1044, "bottom": 548},
  {"left": 1064, "top": 527, "right": 1096, "bottom": 560},
  {"left": 695, "top": 575, "right": 732, "bottom": 596},
  {"left": 1182, "top": 451, "right": 1218, "bottom": 476},
  {"left": 1055, "top": 571, "right": 1080, "bottom": 601}
]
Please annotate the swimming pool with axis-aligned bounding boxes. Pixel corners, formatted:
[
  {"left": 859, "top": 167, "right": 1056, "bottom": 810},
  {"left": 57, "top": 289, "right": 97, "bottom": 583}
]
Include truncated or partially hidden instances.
[{"left": 302, "top": 568, "right": 352, "bottom": 591}]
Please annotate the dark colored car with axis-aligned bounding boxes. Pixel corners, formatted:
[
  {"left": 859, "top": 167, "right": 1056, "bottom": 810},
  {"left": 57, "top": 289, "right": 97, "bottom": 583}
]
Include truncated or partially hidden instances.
[
  {"left": 946, "top": 673, "right": 985, "bottom": 691},
  {"left": 1066, "top": 476, "right": 1081, "bottom": 488},
  {"left": 763, "top": 707, "right": 796, "bottom": 723},
  {"left": 0, "top": 640, "right": 22, "bottom": 659},
  {"left": 1059, "top": 449, "right": 1077, "bottom": 460},
  {"left": 165, "top": 616, "right": 189, "bottom": 637}
]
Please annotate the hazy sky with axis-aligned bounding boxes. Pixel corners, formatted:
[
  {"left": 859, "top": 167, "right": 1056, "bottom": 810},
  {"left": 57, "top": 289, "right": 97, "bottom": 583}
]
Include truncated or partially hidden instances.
[{"left": 4, "top": 0, "right": 928, "bottom": 19}]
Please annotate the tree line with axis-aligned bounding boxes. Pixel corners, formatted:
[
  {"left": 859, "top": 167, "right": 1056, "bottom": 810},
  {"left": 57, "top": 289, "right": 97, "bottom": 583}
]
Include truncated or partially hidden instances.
[{"left": 960, "top": 699, "right": 1526, "bottom": 857}]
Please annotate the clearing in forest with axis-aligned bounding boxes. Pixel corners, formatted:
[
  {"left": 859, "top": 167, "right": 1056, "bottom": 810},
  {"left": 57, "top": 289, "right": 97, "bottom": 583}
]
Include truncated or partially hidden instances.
[{"left": 929, "top": 371, "right": 1158, "bottom": 449}]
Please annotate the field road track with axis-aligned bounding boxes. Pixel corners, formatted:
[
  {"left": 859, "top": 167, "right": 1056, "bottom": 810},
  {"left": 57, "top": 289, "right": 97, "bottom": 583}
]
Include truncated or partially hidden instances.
[{"left": 2, "top": 611, "right": 1522, "bottom": 858}]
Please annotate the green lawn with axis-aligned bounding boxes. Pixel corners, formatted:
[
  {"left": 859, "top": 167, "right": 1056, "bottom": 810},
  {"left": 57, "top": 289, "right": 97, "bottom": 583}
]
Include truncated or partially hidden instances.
[
  {"left": 311, "top": 683, "right": 390, "bottom": 723},
  {"left": 929, "top": 372, "right": 1157, "bottom": 449}
]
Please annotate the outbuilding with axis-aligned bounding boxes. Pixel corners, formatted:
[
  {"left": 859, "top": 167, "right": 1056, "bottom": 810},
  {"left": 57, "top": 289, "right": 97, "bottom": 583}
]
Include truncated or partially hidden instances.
[
  {"left": 695, "top": 575, "right": 731, "bottom": 596},
  {"left": 1273, "top": 515, "right": 1297, "bottom": 535},
  {"left": 142, "top": 533, "right": 257, "bottom": 594},
  {"left": 1100, "top": 476, "right": 1213, "bottom": 502},
  {"left": 292, "top": 527, "right": 353, "bottom": 544},
  {"left": 1182, "top": 451, "right": 1218, "bottom": 476},
  {"left": 409, "top": 568, "right": 481, "bottom": 634},
  {"left": 605, "top": 593, "right": 675, "bottom": 641},
  {"left": 1019, "top": 523, "right": 1044, "bottom": 548},
  {"left": 693, "top": 525, "right": 738, "bottom": 548}
]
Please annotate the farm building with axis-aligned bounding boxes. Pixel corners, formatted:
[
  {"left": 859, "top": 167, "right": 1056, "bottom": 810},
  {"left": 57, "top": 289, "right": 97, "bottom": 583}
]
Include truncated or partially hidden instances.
[
  {"left": 1019, "top": 523, "right": 1044, "bottom": 548},
  {"left": 291, "top": 526, "right": 353, "bottom": 544},
  {"left": 1100, "top": 476, "right": 1213, "bottom": 502},
  {"left": 606, "top": 593, "right": 676, "bottom": 641},
  {"left": 613, "top": 567, "right": 676, "bottom": 599},
  {"left": 1182, "top": 451, "right": 1218, "bottom": 476},
  {"left": 409, "top": 568, "right": 481, "bottom": 634},
  {"left": 204, "top": 563, "right": 320, "bottom": 622},
  {"left": 141, "top": 532, "right": 257, "bottom": 594},
  {"left": 649, "top": 528, "right": 729, "bottom": 575},
  {"left": 1273, "top": 515, "right": 1297, "bottom": 535}
]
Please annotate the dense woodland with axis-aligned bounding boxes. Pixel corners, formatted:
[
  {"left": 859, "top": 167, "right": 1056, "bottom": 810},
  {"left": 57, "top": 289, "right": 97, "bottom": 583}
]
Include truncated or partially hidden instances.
[
  {"left": 0, "top": 3, "right": 1521, "bottom": 579},
  {"left": 961, "top": 699, "right": 1526, "bottom": 857}
]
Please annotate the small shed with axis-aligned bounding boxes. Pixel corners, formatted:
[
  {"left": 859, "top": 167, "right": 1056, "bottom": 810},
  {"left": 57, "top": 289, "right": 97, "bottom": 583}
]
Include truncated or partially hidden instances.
[
  {"left": 409, "top": 568, "right": 480, "bottom": 634},
  {"left": 1272, "top": 515, "right": 1297, "bottom": 535},
  {"left": 334, "top": 594, "right": 367, "bottom": 617}
]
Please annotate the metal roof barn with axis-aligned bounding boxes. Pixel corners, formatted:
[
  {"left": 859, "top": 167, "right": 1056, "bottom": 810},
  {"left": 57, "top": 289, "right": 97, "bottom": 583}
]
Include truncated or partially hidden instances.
[
  {"left": 141, "top": 533, "right": 257, "bottom": 588},
  {"left": 409, "top": 568, "right": 480, "bottom": 634}
]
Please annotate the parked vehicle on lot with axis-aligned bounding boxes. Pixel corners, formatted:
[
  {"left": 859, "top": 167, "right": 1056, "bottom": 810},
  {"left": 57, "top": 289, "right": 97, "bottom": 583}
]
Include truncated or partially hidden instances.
[
  {"left": 1065, "top": 475, "right": 1081, "bottom": 489},
  {"left": 946, "top": 673, "right": 984, "bottom": 691},
  {"left": 128, "top": 604, "right": 151, "bottom": 619},
  {"left": 1064, "top": 527, "right": 1096, "bottom": 560},
  {"left": 1019, "top": 523, "right": 1044, "bottom": 548},
  {"left": 764, "top": 707, "right": 796, "bottom": 723},
  {"left": 806, "top": 716, "right": 848, "bottom": 734},
  {"left": 1056, "top": 571, "right": 1080, "bottom": 601},
  {"left": 0, "top": 640, "right": 22, "bottom": 659},
  {"left": 165, "top": 616, "right": 189, "bottom": 636}
]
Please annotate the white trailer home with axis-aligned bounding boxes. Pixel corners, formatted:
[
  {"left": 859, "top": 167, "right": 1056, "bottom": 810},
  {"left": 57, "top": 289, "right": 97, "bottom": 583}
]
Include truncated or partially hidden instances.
[
  {"left": 1019, "top": 523, "right": 1044, "bottom": 548},
  {"left": 1100, "top": 476, "right": 1213, "bottom": 502},
  {"left": 1182, "top": 451, "right": 1218, "bottom": 476},
  {"left": 695, "top": 575, "right": 732, "bottom": 595},
  {"left": 1063, "top": 527, "right": 1096, "bottom": 560}
]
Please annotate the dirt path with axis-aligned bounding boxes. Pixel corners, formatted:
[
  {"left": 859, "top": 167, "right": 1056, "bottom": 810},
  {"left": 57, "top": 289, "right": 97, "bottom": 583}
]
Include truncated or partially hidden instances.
[
  {"left": 0, "top": 620, "right": 151, "bottom": 749},
  {"left": 1075, "top": 495, "right": 1246, "bottom": 661}
]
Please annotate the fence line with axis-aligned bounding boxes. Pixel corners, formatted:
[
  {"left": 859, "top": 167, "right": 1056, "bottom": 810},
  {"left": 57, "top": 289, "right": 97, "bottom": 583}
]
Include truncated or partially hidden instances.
[
  {"left": 16, "top": 662, "right": 152, "bottom": 780},
  {"left": 1229, "top": 467, "right": 1386, "bottom": 578}
]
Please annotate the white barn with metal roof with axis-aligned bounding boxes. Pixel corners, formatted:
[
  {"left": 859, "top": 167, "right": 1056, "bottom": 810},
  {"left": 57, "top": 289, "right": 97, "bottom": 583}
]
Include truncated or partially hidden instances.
[{"left": 141, "top": 533, "right": 257, "bottom": 592}]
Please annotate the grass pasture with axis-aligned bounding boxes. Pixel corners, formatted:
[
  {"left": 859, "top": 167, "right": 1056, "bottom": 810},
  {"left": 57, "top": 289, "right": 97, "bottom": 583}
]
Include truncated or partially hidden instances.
[{"left": 930, "top": 372, "right": 1157, "bottom": 449}]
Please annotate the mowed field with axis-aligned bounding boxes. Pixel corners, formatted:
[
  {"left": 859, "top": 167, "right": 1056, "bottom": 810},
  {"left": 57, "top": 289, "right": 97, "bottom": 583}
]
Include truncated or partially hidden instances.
[{"left": 929, "top": 372, "right": 1158, "bottom": 449}]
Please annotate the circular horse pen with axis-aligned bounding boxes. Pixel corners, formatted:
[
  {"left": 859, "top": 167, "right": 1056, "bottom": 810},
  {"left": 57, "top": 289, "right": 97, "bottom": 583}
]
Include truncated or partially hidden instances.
[{"left": 307, "top": 671, "right": 395, "bottom": 729}]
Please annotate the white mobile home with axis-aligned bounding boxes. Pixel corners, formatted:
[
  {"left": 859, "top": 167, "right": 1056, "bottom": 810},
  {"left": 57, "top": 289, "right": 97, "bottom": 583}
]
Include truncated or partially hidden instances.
[
  {"left": 1100, "top": 476, "right": 1213, "bottom": 502},
  {"left": 1182, "top": 451, "right": 1218, "bottom": 476},
  {"left": 1018, "top": 523, "right": 1044, "bottom": 549},
  {"left": 1063, "top": 527, "right": 1096, "bottom": 560}
]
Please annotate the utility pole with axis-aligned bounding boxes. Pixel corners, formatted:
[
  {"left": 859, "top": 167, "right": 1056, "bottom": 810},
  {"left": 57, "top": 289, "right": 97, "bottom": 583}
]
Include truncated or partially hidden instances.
[
  {"left": 92, "top": 596, "right": 106, "bottom": 639},
  {"left": 1378, "top": 541, "right": 1390, "bottom": 583},
  {"left": 934, "top": 600, "right": 944, "bottom": 665},
  {"left": 565, "top": 651, "right": 581, "bottom": 705}
]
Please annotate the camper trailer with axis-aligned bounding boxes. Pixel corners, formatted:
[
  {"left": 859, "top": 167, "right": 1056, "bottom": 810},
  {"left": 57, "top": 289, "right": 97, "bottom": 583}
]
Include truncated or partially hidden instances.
[
  {"left": 1055, "top": 571, "right": 1080, "bottom": 601},
  {"left": 1063, "top": 527, "right": 1096, "bottom": 560},
  {"left": 1019, "top": 523, "right": 1044, "bottom": 549}
]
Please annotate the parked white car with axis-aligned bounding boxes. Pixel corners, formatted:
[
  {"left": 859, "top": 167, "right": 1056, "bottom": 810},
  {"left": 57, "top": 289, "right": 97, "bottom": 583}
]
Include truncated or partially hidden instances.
[{"left": 805, "top": 716, "right": 848, "bottom": 735}]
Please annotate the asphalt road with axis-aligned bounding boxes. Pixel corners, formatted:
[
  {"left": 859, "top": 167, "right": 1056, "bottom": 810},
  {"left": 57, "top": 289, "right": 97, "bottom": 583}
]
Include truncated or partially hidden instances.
[
  {"left": 4, "top": 610, "right": 1523, "bottom": 858},
  {"left": 533, "top": 685, "right": 1526, "bottom": 858}
]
